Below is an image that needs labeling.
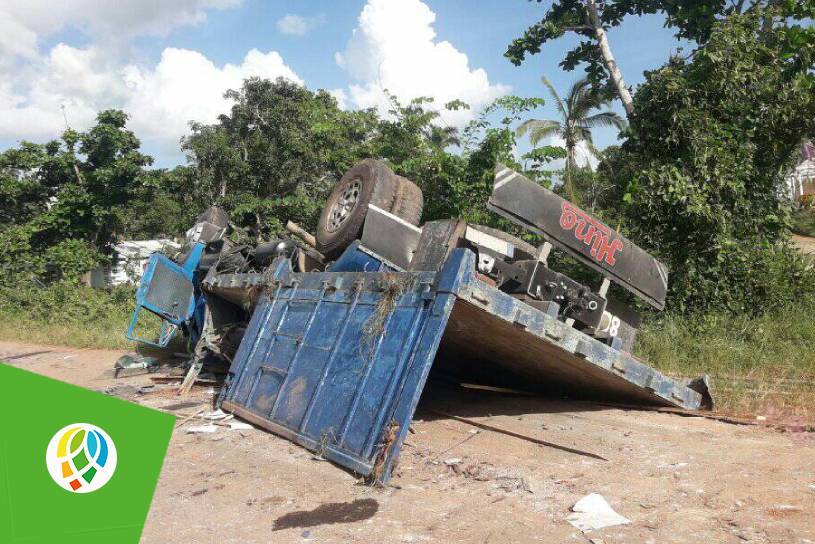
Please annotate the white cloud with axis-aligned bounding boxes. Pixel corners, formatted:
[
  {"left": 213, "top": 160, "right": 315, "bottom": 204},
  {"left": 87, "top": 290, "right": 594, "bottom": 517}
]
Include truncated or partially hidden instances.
[
  {"left": 0, "top": 0, "right": 302, "bottom": 159},
  {"left": 535, "top": 135, "right": 600, "bottom": 171},
  {"left": 276, "top": 13, "right": 324, "bottom": 36},
  {"left": 328, "top": 88, "right": 348, "bottom": 110},
  {"left": 124, "top": 48, "right": 302, "bottom": 148},
  {"left": 0, "top": 0, "right": 241, "bottom": 53},
  {"left": 335, "top": 0, "right": 509, "bottom": 126},
  {"left": 0, "top": 45, "right": 124, "bottom": 141},
  {"left": 0, "top": 44, "right": 302, "bottom": 150}
]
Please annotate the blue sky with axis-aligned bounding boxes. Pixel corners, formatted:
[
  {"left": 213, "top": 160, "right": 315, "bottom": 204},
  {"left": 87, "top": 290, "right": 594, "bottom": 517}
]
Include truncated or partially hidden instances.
[{"left": 0, "top": 1, "right": 689, "bottom": 167}]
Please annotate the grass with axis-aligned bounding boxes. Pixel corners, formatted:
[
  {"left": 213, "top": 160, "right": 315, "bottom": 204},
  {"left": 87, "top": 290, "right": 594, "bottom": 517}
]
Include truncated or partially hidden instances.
[
  {"left": 0, "top": 318, "right": 135, "bottom": 350},
  {"left": 0, "top": 281, "right": 140, "bottom": 350},
  {"left": 636, "top": 301, "right": 815, "bottom": 419}
]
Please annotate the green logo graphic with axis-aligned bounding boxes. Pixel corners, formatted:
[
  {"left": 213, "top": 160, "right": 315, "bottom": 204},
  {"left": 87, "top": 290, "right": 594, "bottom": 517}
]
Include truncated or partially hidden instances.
[{"left": 0, "top": 364, "right": 174, "bottom": 543}]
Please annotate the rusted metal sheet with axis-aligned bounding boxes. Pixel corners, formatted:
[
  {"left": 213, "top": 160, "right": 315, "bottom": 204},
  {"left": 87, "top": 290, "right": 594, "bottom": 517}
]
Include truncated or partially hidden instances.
[{"left": 488, "top": 164, "right": 669, "bottom": 309}]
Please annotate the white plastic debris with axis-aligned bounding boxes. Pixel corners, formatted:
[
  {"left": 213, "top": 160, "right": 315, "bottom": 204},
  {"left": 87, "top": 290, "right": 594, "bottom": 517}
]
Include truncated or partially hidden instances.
[
  {"left": 228, "top": 421, "right": 254, "bottom": 431},
  {"left": 186, "top": 424, "right": 219, "bottom": 434},
  {"left": 443, "top": 458, "right": 462, "bottom": 466},
  {"left": 658, "top": 462, "right": 688, "bottom": 469},
  {"left": 202, "top": 409, "right": 230, "bottom": 421},
  {"left": 566, "top": 493, "right": 631, "bottom": 533}
]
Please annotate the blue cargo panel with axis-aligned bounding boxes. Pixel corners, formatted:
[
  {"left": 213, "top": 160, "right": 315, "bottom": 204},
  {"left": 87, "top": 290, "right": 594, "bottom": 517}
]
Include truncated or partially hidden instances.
[
  {"left": 218, "top": 249, "right": 707, "bottom": 483},
  {"left": 220, "top": 259, "right": 461, "bottom": 482}
]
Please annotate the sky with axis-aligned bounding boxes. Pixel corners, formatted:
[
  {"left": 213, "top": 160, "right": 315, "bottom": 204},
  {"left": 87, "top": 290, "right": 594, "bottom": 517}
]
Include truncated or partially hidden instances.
[{"left": 0, "top": 0, "right": 690, "bottom": 168}]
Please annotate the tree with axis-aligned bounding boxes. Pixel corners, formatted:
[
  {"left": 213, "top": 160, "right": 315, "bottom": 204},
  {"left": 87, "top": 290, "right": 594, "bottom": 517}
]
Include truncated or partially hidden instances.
[
  {"left": 610, "top": 7, "right": 815, "bottom": 312},
  {"left": 457, "top": 95, "right": 564, "bottom": 227},
  {"left": 516, "top": 77, "right": 625, "bottom": 202},
  {"left": 0, "top": 110, "right": 154, "bottom": 281},
  {"left": 505, "top": 1, "right": 803, "bottom": 118},
  {"left": 182, "top": 77, "right": 381, "bottom": 238},
  {"left": 506, "top": 0, "right": 641, "bottom": 116}
]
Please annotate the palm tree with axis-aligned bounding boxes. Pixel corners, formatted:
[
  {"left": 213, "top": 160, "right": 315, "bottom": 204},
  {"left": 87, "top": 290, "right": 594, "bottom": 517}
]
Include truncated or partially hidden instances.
[
  {"left": 427, "top": 124, "right": 461, "bottom": 149},
  {"left": 517, "top": 76, "right": 626, "bottom": 201}
]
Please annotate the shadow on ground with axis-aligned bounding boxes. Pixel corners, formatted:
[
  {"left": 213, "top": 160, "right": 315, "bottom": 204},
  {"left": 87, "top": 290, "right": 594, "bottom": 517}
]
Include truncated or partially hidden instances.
[{"left": 273, "top": 498, "right": 379, "bottom": 531}]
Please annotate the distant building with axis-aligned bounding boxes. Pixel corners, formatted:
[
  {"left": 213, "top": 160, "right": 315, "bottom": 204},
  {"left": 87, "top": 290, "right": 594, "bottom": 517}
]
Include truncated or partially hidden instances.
[
  {"left": 89, "top": 239, "right": 180, "bottom": 287},
  {"left": 787, "top": 141, "right": 815, "bottom": 201}
]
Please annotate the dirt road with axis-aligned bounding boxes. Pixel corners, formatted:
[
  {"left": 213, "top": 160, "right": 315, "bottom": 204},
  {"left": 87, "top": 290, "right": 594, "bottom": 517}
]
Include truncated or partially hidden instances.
[
  {"left": 2, "top": 340, "right": 814, "bottom": 544},
  {"left": 792, "top": 234, "right": 815, "bottom": 256}
]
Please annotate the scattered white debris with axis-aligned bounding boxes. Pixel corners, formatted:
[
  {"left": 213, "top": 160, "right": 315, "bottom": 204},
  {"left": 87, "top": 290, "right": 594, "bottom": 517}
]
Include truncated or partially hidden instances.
[
  {"left": 229, "top": 421, "right": 254, "bottom": 431},
  {"left": 659, "top": 462, "right": 688, "bottom": 469},
  {"left": 756, "top": 415, "right": 767, "bottom": 421},
  {"left": 186, "top": 424, "right": 219, "bottom": 434},
  {"left": 808, "top": 484, "right": 815, "bottom": 491},
  {"left": 566, "top": 493, "right": 631, "bottom": 533},
  {"left": 202, "top": 409, "right": 230, "bottom": 421},
  {"left": 443, "top": 458, "right": 462, "bottom": 466}
]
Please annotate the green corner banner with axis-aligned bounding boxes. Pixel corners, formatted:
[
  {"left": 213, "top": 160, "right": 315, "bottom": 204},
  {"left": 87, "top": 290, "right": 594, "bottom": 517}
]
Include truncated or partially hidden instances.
[{"left": 0, "top": 364, "right": 175, "bottom": 543}]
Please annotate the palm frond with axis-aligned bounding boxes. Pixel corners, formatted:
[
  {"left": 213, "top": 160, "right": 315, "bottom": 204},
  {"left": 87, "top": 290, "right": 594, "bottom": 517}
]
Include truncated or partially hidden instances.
[
  {"left": 584, "top": 139, "right": 603, "bottom": 161},
  {"left": 566, "top": 78, "right": 595, "bottom": 118},
  {"left": 541, "top": 77, "right": 567, "bottom": 117},
  {"left": 581, "top": 111, "right": 627, "bottom": 130},
  {"left": 516, "top": 119, "right": 561, "bottom": 146},
  {"left": 575, "top": 126, "right": 594, "bottom": 145},
  {"left": 530, "top": 122, "right": 562, "bottom": 147},
  {"left": 571, "top": 82, "right": 610, "bottom": 119}
]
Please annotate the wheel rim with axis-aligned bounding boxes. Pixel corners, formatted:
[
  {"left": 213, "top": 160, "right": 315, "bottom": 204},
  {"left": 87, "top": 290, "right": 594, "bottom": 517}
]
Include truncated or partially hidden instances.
[{"left": 327, "top": 179, "right": 362, "bottom": 233}]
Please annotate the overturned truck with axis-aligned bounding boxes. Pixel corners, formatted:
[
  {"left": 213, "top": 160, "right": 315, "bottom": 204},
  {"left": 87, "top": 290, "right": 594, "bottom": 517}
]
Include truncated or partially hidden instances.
[{"left": 128, "top": 159, "right": 712, "bottom": 483}]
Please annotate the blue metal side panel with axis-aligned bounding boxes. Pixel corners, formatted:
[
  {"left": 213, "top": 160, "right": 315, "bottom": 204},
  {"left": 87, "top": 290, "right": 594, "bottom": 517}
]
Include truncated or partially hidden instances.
[
  {"left": 126, "top": 243, "right": 205, "bottom": 347},
  {"left": 328, "top": 241, "right": 393, "bottom": 273},
  {"left": 221, "top": 259, "right": 461, "bottom": 481}
]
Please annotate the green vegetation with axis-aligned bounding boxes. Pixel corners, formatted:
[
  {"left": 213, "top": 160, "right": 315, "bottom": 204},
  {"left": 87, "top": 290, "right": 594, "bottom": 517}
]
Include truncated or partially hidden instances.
[
  {"left": 637, "top": 300, "right": 815, "bottom": 417},
  {"left": 0, "top": 282, "right": 136, "bottom": 349},
  {"left": 609, "top": 9, "right": 815, "bottom": 313},
  {"left": 1, "top": 2, "right": 814, "bottom": 416},
  {"left": 516, "top": 76, "right": 625, "bottom": 202}
]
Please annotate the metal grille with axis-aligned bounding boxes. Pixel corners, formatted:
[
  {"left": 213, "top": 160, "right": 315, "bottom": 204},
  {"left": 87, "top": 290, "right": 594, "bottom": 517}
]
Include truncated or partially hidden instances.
[{"left": 144, "top": 260, "right": 193, "bottom": 320}]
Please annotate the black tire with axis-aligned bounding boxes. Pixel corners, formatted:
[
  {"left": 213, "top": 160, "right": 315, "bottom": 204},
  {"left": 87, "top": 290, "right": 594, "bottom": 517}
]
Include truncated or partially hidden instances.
[
  {"left": 391, "top": 175, "right": 424, "bottom": 226},
  {"left": 469, "top": 224, "right": 538, "bottom": 261},
  {"left": 316, "top": 159, "right": 398, "bottom": 258}
]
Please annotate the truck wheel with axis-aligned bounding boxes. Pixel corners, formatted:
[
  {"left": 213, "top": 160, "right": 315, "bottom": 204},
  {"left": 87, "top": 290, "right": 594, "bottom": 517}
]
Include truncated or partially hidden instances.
[
  {"left": 391, "top": 175, "right": 424, "bottom": 226},
  {"left": 316, "top": 159, "right": 398, "bottom": 258}
]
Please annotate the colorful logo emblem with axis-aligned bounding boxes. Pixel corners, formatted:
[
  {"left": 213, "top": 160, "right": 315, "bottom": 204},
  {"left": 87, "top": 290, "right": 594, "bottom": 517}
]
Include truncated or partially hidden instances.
[{"left": 45, "top": 423, "right": 118, "bottom": 493}]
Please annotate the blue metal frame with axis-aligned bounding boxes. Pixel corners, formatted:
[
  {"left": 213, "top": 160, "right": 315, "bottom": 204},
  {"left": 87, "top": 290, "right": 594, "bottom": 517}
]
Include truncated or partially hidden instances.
[{"left": 126, "top": 243, "right": 206, "bottom": 348}]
